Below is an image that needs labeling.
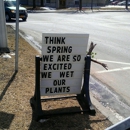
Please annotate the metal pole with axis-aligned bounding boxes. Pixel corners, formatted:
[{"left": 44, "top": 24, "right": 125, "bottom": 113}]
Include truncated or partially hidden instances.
[
  {"left": 0, "top": 0, "right": 9, "bottom": 53},
  {"left": 15, "top": 0, "right": 19, "bottom": 72}
]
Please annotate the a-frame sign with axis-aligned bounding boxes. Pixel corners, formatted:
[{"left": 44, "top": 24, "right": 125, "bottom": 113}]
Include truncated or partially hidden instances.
[{"left": 30, "top": 33, "right": 96, "bottom": 121}]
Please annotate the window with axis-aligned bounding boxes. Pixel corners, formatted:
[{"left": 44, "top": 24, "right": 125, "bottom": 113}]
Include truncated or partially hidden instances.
[
  {"left": 75, "top": 0, "right": 79, "bottom": 5},
  {"left": 4, "top": 1, "right": 16, "bottom": 7},
  {"left": 46, "top": 0, "right": 50, "bottom": 3}
]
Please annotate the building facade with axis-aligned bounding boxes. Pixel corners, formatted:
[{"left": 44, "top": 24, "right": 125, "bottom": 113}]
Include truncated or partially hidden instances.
[{"left": 20, "top": 0, "right": 108, "bottom": 9}]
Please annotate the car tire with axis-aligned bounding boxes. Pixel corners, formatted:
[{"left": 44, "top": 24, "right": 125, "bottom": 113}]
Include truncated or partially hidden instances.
[
  {"left": 6, "top": 14, "right": 11, "bottom": 21},
  {"left": 22, "top": 18, "right": 27, "bottom": 21}
]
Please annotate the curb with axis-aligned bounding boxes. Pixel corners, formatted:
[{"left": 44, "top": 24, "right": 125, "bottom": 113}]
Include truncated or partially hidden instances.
[
  {"left": 90, "top": 93, "right": 120, "bottom": 124},
  {"left": 27, "top": 6, "right": 130, "bottom": 13},
  {"left": 27, "top": 9, "right": 129, "bottom": 13}
]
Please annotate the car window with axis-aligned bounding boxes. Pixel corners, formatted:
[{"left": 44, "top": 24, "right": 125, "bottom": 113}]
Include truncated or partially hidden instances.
[{"left": 4, "top": 1, "right": 16, "bottom": 7}]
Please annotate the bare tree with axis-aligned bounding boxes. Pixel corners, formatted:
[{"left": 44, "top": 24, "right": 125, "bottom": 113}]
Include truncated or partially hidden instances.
[
  {"left": 79, "top": 0, "right": 82, "bottom": 11},
  {"left": 126, "top": 0, "right": 128, "bottom": 10},
  {"left": 41, "top": 0, "right": 44, "bottom": 6},
  {"left": 91, "top": 0, "right": 93, "bottom": 10},
  {"left": 33, "top": 0, "right": 36, "bottom": 9}
]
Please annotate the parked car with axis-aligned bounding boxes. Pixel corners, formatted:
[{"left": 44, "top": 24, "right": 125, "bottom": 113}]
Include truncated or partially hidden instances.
[
  {"left": 111, "top": 0, "right": 120, "bottom": 5},
  {"left": 117, "top": 1, "right": 130, "bottom": 5},
  {"left": 4, "top": 0, "right": 28, "bottom": 21}
]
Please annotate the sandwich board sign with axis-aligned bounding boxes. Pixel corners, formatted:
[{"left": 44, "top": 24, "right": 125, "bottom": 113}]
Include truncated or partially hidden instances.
[
  {"left": 30, "top": 33, "right": 96, "bottom": 121},
  {"left": 40, "top": 33, "right": 89, "bottom": 96}
]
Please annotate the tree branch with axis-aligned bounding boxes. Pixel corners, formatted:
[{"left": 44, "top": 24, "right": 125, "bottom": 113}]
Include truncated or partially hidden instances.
[
  {"left": 87, "top": 42, "right": 108, "bottom": 70},
  {"left": 91, "top": 59, "right": 108, "bottom": 70},
  {"left": 87, "top": 42, "right": 97, "bottom": 55}
]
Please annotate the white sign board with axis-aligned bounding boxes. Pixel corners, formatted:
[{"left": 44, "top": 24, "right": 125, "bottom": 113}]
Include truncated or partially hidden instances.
[{"left": 40, "top": 33, "right": 89, "bottom": 96}]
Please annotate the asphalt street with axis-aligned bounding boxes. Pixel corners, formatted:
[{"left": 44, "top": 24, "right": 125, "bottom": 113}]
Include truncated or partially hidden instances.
[{"left": 7, "top": 10, "right": 130, "bottom": 122}]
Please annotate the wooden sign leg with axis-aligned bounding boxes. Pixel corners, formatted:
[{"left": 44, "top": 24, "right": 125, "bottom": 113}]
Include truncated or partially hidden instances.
[
  {"left": 78, "top": 55, "right": 96, "bottom": 115},
  {"left": 30, "top": 56, "right": 44, "bottom": 121}
]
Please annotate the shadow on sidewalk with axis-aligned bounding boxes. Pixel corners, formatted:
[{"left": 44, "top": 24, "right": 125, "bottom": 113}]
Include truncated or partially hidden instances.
[
  {"left": 0, "top": 71, "right": 17, "bottom": 101},
  {"left": 0, "top": 111, "right": 15, "bottom": 129}
]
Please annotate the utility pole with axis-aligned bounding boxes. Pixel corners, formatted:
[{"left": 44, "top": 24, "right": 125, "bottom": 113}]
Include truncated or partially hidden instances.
[{"left": 0, "top": 0, "right": 10, "bottom": 53}]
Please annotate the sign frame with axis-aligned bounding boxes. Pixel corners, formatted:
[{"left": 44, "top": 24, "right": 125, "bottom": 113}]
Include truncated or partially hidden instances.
[
  {"left": 30, "top": 32, "right": 95, "bottom": 121},
  {"left": 30, "top": 55, "right": 96, "bottom": 121}
]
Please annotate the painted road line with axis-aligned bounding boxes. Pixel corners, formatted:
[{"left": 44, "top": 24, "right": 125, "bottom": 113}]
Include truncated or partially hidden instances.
[
  {"left": 96, "top": 67, "right": 130, "bottom": 74},
  {"left": 96, "top": 59, "right": 130, "bottom": 65}
]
